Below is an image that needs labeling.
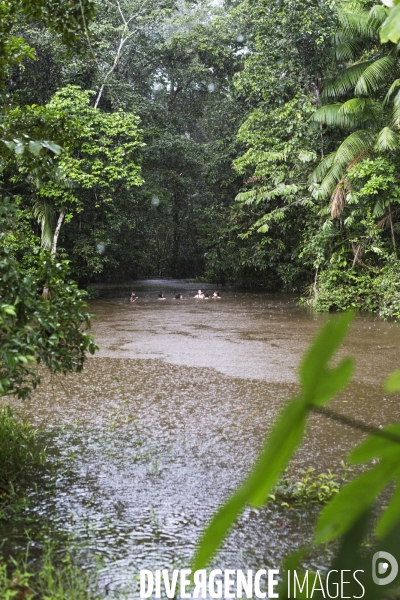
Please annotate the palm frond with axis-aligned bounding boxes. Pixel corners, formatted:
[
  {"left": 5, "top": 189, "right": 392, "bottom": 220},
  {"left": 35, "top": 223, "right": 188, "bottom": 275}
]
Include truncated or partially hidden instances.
[
  {"left": 322, "top": 62, "right": 371, "bottom": 99},
  {"left": 384, "top": 78, "right": 400, "bottom": 104},
  {"left": 312, "top": 99, "right": 378, "bottom": 128},
  {"left": 33, "top": 200, "right": 54, "bottom": 249},
  {"left": 390, "top": 103, "right": 400, "bottom": 127},
  {"left": 374, "top": 126, "right": 400, "bottom": 151},
  {"left": 335, "top": 38, "right": 364, "bottom": 62},
  {"left": 312, "top": 131, "right": 375, "bottom": 199},
  {"left": 51, "top": 166, "right": 78, "bottom": 189},
  {"left": 308, "top": 152, "right": 336, "bottom": 184},
  {"left": 337, "top": 8, "right": 383, "bottom": 40},
  {"left": 368, "top": 4, "right": 389, "bottom": 27},
  {"left": 314, "top": 162, "right": 348, "bottom": 199},
  {"left": 339, "top": 97, "right": 379, "bottom": 125},
  {"left": 334, "top": 130, "right": 376, "bottom": 166},
  {"left": 312, "top": 103, "right": 356, "bottom": 128},
  {"left": 374, "top": 198, "right": 388, "bottom": 218},
  {"left": 355, "top": 56, "right": 396, "bottom": 96}
]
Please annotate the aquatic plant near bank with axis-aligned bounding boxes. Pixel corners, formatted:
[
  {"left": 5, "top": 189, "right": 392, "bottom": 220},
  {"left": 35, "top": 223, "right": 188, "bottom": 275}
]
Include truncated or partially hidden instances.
[
  {"left": 271, "top": 465, "right": 355, "bottom": 506},
  {"left": 0, "top": 545, "right": 100, "bottom": 600},
  {"left": 0, "top": 405, "right": 45, "bottom": 503}
]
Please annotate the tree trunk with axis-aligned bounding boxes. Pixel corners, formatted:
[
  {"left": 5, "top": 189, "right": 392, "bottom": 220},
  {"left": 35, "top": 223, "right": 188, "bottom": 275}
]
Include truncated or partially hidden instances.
[
  {"left": 313, "top": 266, "right": 319, "bottom": 298},
  {"left": 94, "top": 38, "right": 125, "bottom": 108},
  {"left": 51, "top": 209, "right": 65, "bottom": 256},
  {"left": 171, "top": 193, "right": 180, "bottom": 277},
  {"left": 43, "top": 209, "right": 65, "bottom": 299},
  {"left": 389, "top": 202, "right": 397, "bottom": 258}
]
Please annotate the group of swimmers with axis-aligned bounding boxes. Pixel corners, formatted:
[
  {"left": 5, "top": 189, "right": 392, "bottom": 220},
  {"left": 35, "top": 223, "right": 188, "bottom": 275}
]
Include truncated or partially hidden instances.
[
  {"left": 129, "top": 290, "right": 221, "bottom": 303},
  {"left": 193, "top": 289, "right": 221, "bottom": 299}
]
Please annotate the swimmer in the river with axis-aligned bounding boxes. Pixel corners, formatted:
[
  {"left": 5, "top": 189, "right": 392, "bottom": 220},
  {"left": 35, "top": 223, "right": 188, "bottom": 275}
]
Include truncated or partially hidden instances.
[
  {"left": 174, "top": 294, "right": 183, "bottom": 299},
  {"left": 130, "top": 292, "right": 138, "bottom": 303},
  {"left": 213, "top": 291, "right": 221, "bottom": 298},
  {"left": 194, "top": 289, "right": 204, "bottom": 299},
  {"left": 204, "top": 293, "right": 210, "bottom": 299},
  {"left": 158, "top": 292, "right": 166, "bottom": 300}
]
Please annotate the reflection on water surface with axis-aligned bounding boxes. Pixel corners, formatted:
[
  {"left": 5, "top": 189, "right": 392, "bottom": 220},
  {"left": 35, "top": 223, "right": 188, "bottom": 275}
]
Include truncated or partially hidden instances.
[{"left": 3, "top": 280, "right": 400, "bottom": 597}]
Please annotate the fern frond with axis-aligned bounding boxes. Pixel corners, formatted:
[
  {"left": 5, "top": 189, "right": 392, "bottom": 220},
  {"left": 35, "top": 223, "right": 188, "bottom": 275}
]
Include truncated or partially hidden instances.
[{"left": 355, "top": 56, "right": 396, "bottom": 96}]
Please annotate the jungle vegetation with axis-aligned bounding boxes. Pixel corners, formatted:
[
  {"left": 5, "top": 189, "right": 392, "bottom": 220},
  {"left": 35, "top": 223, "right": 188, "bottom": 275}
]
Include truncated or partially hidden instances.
[
  {"left": 3, "top": 3, "right": 400, "bottom": 597},
  {"left": 2, "top": 0, "right": 400, "bottom": 319}
]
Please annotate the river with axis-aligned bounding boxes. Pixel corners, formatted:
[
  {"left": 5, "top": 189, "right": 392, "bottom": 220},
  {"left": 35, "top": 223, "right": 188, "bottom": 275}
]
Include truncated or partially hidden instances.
[{"left": 3, "top": 280, "right": 400, "bottom": 598}]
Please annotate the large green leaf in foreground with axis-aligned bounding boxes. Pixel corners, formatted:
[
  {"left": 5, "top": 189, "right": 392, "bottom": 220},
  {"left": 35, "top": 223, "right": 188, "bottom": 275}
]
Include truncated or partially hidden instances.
[{"left": 192, "top": 312, "right": 354, "bottom": 570}]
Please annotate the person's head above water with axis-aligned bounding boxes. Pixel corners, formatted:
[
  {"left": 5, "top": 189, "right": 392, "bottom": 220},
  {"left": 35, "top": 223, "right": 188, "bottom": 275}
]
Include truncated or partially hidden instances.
[
  {"left": 158, "top": 291, "right": 165, "bottom": 299},
  {"left": 130, "top": 292, "right": 136, "bottom": 296},
  {"left": 175, "top": 294, "right": 183, "bottom": 299},
  {"left": 213, "top": 291, "right": 221, "bottom": 298}
]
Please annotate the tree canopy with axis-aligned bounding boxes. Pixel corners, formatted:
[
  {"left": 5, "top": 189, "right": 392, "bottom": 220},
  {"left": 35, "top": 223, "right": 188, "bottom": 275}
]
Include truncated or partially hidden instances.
[{"left": 4, "top": 0, "right": 400, "bottom": 339}]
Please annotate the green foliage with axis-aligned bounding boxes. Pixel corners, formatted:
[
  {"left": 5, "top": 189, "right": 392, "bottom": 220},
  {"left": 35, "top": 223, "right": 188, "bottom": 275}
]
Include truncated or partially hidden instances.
[
  {"left": 46, "top": 86, "right": 143, "bottom": 191},
  {"left": 0, "top": 201, "right": 97, "bottom": 399},
  {"left": 381, "top": 2, "right": 400, "bottom": 43},
  {"left": 309, "top": 257, "right": 400, "bottom": 318},
  {"left": 17, "top": 0, "right": 96, "bottom": 48},
  {"left": 271, "top": 465, "right": 355, "bottom": 505},
  {"left": 316, "top": 424, "right": 400, "bottom": 542},
  {"left": 233, "top": 0, "right": 336, "bottom": 107},
  {"left": 193, "top": 313, "right": 400, "bottom": 599},
  {"left": 0, "top": 0, "right": 95, "bottom": 87},
  {"left": 0, "top": 545, "right": 99, "bottom": 599},
  {"left": 198, "top": 0, "right": 338, "bottom": 289},
  {"left": 310, "top": 5, "right": 400, "bottom": 207},
  {"left": 1, "top": 85, "right": 144, "bottom": 277},
  {"left": 0, "top": 405, "right": 45, "bottom": 495},
  {"left": 193, "top": 313, "right": 354, "bottom": 570}
]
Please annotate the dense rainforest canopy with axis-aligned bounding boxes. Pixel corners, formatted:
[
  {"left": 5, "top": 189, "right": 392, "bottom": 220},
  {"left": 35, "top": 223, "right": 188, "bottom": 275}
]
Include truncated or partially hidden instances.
[
  {"left": 4, "top": 3, "right": 400, "bottom": 597},
  {"left": 3, "top": 0, "right": 400, "bottom": 320}
]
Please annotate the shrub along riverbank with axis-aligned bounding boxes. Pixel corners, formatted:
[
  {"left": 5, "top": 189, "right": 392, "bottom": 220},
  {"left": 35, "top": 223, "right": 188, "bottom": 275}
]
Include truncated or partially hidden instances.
[
  {"left": 301, "top": 258, "right": 400, "bottom": 318},
  {"left": 0, "top": 405, "right": 45, "bottom": 504},
  {"left": 0, "top": 405, "right": 100, "bottom": 599}
]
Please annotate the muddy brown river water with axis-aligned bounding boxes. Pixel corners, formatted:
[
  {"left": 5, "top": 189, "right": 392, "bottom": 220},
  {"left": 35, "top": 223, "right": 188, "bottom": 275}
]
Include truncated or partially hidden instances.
[{"left": 3, "top": 280, "right": 400, "bottom": 598}]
